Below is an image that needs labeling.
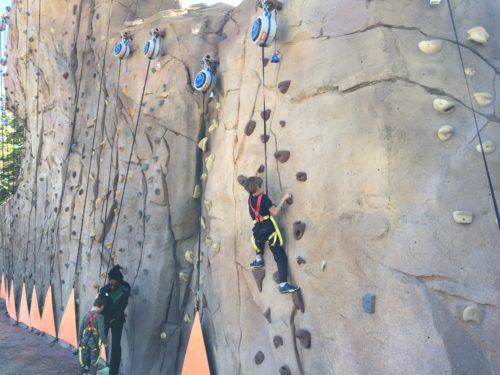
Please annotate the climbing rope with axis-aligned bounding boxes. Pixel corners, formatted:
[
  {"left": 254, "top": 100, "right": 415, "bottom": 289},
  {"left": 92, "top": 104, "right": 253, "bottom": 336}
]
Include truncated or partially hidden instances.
[
  {"left": 72, "top": 0, "right": 115, "bottom": 289},
  {"left": 260, "top": 46, "right": 269, "bottom": 194},
  {"left": 445, "top": 0, "right": 500, "bottom": 229},
  {"left": 104, "top": 58, "right": 153, "bottom": 283},
  {"left": 23, "top": 0, "right": 31, "bottom": 284}
]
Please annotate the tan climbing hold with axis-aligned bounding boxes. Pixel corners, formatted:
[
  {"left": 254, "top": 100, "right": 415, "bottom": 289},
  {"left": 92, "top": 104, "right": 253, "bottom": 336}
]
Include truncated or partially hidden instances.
[
  {"left": 212, "top": 242, "right": 220, "bottom": 253},
  {"left": 452, "top": 211, "right": 473, "bottom": 224},
  {"left": 208, "top": 119, "right": 218, "bottom": 133},
  {"left": 193, "top": 185, "right": 201, "bottom": 199},
  {"left": 204, "top": 200, "right": 212, "bottom": 211},
  {"left": 198, "top": 137, "right": 208, "bottom": 152},
  {"left": 473, "top": 93, "right": 493, "bottom": 107},
  {"left": 200, "top": 173, "right": 208, "bottom": 183},
  {"left": 433, "top": 98, "right": 455, "bottom": 114},
  {"left": 179, "top": 272, "right": 189, "bottom": 282},
  {"left": 476, "top": 140, "right": 495, "bottom": 154},
  {"left": 467, "top": 26, "right": 489, "bottom": 45},
  {"left": 200, "top": 217, "right": 206, "bottom": 230},
  {"left": 205, "top": 154, "right": 215, "bottom": 172},
  {"left": 185, "top": 251, "right": 194, "bottom": 264},
  {"left": 437, "top": 125, "right": 454, "bottom": 141},
  {"left": 95, "top": 197, "right": 102, "bottom": 208},
  {"left": 464, "top": 68, "right": 475, "bottom": 76},
  {"left": 418, "top": 40, "right": 443, "bottom": 54},
  {"left": 463, "top": 305, "right": 482, "bottom": 323},
  {"left": 320, "top": 260, "right": 327, "bottom": 271},
  {"left": 205, "top": 237, "right": 213, "bottom": 246}
]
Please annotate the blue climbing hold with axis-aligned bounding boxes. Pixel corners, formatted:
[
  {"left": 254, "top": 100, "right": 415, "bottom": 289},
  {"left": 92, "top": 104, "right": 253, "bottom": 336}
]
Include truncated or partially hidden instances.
[
  {"left": 271, "top": 53, "right": 280, "bottom": 63},
  {"left": 362, "top": 293, "right": 375, "bottom": 314}
]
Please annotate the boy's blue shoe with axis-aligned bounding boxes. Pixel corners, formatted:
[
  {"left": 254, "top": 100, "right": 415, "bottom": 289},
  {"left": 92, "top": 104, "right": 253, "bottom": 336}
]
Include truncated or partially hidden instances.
[
  {"left": 278, "top": 282, "right": 300, "bottom": 294},
  {"left": 250, "top": 259, "right": 265, "bottom": 268}
]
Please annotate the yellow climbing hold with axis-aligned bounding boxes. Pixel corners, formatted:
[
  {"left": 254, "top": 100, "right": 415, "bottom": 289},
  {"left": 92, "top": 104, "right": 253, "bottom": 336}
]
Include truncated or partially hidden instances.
[
  {"left": 208, "top": 119, "right": 218, "bottom": 134},
  {"left": 95, "top": 197, "right": 102, "bottom": 209},
  {"left": 205, "top": 237, "right": 213, "bottom": 246},
  {"left": 212, "top": 242, "right": 220, "bottom": 253},
  {"left": 473, "top": 93, "right": 494, "bottom": 107},
  {"left": 200, "top": 173, "right": 208, "bottom": 183},
  {"left": 193, "top": 185, "right": 201, "bottom": 199},
  {"left": 204, "top": 200, "right": 212, "bottom": 211},
  {"left": 467, "top": 26, "right": 489, "bottom": 45},
  {"left": 417, "top": 40, "right": 443, "bottom": 54},
  {"left": 160, "top": 332, "right": 167, "bottom": 340},
  {"left": 433, "top": 98, "right": 455, "bottom": 114},
  {"left": 205, "top": 154, "right": 215, "bottom": 172},
  {"left": 200, "top": 217, "right": 206, "bottom": 230},
  {"left": 119, "top": 175, "right": 125, "bottom": 183},
  {"left": 198, "top": 137, "right": 208, "bottom": 152},
  {"left": 185, "top": 251, "right": 194, "bottom": 264},
  {"left": 452, "top": 211, "right": 473, "bottom": 224},
  {"left": 462, "top": 306, "right": 482, "bottom": 323},
  {"left": 464, "top": 68, "right": 475, "bottom": 76},
  {"left": 476, "top": 140, "right": 495, "bottom": 154},
  {"left": 437, "top": 125, "right": 454, "bottom": 141},
  {"left": 90, "top": 229, "right": 97, "bottom": 239},
  {"left": 184, "top": 314, "right": 191, "bottom": 323},
  {"left": 179, "top": 272, "right": 189, "bottom": 282}
]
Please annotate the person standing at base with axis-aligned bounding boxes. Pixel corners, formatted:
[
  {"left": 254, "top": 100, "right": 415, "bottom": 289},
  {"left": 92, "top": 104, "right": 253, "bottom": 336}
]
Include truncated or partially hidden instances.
[{"left": 100, "top": 265, "right": 131, "bottom": 375}]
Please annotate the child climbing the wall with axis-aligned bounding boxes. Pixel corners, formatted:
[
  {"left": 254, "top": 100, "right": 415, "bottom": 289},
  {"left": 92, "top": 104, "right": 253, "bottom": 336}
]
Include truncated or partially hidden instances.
[
  {"left": 78, "top": 295, "right": 108, "bottom": 375},
  {"left": 243, "top": 176, "right": 300, "bottom": 294}
]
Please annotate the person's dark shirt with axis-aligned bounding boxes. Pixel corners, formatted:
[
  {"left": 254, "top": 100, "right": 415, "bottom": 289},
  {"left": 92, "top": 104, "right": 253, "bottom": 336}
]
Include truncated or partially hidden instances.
[
  {"left": 100, "top": 280, "right": 131, "bottom": 325},
  {"left": 248, "top": 194, "right": 274, "bottom": 232}
]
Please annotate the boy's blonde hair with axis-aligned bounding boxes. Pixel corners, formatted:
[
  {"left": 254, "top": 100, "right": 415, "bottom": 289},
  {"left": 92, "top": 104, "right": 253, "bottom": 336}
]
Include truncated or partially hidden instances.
[{"left": 244, "top": 176, "right": 263, "bottom": 194}]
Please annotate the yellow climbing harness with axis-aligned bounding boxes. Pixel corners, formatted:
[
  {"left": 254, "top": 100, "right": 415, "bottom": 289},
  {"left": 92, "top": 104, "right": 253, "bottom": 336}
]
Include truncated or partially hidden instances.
[{"left": 252, "top": 216, "right": 284, "bottom": 252}]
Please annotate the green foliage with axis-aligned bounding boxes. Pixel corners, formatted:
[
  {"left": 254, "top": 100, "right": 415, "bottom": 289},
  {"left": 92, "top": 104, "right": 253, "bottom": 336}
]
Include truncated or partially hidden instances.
[{"left": 0, "top": 111, "right": 24, "bottom": 204}]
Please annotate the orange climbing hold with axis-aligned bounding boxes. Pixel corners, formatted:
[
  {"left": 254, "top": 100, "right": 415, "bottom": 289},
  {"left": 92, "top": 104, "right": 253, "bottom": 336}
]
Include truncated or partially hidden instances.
[
  {"left": 182, "top": 312, "right": 210, "bottom": 375},
  {"left": 58, "top": 288, "right": 78, "bottom": 348},
  {"left": 0, "top": 273, "right": 6, "bottom": 301},
  {"left": 18, "top": 282, "right": 31, "bottom": 328},
  {"left": 40, "top": 285, "right": 57, "bottom": 338},
  {"left": 29, "top": 285, "right": 42, "bottom": 332},
  {"left": 7, "top": 279, "right": 17, "bottom": 321}
]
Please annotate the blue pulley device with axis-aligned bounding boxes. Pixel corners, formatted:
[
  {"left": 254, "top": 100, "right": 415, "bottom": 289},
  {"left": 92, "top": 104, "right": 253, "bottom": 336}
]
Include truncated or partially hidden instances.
[
  {"left": 250, "top": 10, "right": 277, "bottom": 47},
  {"left": 0, "top": 16, "right": 7, "bottom": 32},
  {"left": 193, "top": 54, "right": 216, "bottom": 94},
  {"left": 113, "top": 33, "right": 131, "bottom": 60},
  {"left": 144, "top": 29, "right": 162, "bottom": 60}
]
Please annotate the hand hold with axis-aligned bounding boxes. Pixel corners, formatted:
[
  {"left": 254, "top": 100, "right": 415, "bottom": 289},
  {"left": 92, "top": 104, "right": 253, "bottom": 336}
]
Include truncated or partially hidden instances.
[
  {"left": 198, "top": 137, "right": 208, "bottom": 152},
  {"left": 476, "top": 140, "right": 495, "bottom": 154},
  {"left": 245, "top": 120, "right": 256, "bottom": 136},
  {"left": 254, "top": 351, "right": 265, "bottom": 365},
  {"left": 252, "top": 268, "right": 265, "bottom": 292},
  {"left": 292, "top": 290, "right": 305, "bottom": 313},
  {"left": 296, "top": 172, "right": 307, "bottom": 181},
  {"left": 437, "top": 126, "right": 453, "bottom": 141},
  {"left": 274, "top": 150, "right": 290, "bottom": 163},
  {"left": 278, "top": 80, "right": 291, "bottom": 94},
  {"left": 462, "top": 305, "right": 482, "bottom": 323},
  {"left": 452, "top": 211, "right": 473, "bottom": 224},
  {"left": 261, "top": 134, "right": 270, "bottom": 143},
  {"left": 433, "top": 98, "right": 455, "bottom": 114},
  {"left": 417, "top": 40, "right": 442, "bottom": 54},
  {"left": 293, "top": 221, "right": 306, "bottom": 240},
  {"left": 63, "top": 72, "right": 69, "bottom": 79},
  {"left": 285, "top": 194, "right": 293, "bottom": 205},
  {"left": 261, "top": 109, "right": 271, "bottom": 121},
  {"left": 263, "top": 307, "right": 271, "bottom": 323},
  {"left": 295, "top": 329, "right": 311, "bottom": 348},
  {"left": 467, "top": 26, "right": 489, "bottom": 45},
  {"left": 296, "top": 256, "right": 306, "bottom": 265},
  {"left": 279, "top": 120, "right": 286, "bottom": 127},
  {"left": 473, "top": 92, "right": 493, "bottom": 107},
  {"left": 263, "top": 58, "right": 269, "bottom": 67},
  {"left": 272, "top": 271, "right": 280, "bottom": 284},
  {"left": 257, "top": 165, "right": 265, "bottom": 174},
  {"left": 273, "top": 335, "right": 283, "bottom": 348},
  {"left": 279, "top": 365, "right": 291, "bottom": 375}
]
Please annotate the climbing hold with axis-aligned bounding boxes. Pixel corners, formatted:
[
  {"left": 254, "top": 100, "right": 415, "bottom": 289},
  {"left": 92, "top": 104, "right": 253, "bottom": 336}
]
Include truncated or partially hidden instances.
[
  {"left": 113, "top": 33, "right": 131, "bottom": 60},
  {"left": 437, "top": 125, "right": 454, "bottom": 141},
  {"left": 142, "top": 163, "right": 150, "bottom": 171},
  {"left": 280, "top": 120, "right": 286, "bottom": 127},
  {"left": 179, "top": 272, "right": 190, "bottom": 282},
  {"left": 212, "top": 242, "right": 220, "bottom": 253},
  {"left": 63, "top": 72, "right": 69, "bottom": 79},
  {"left": 452, "top": 211, "right": 473, "bottom": 224},
  {"left": 464, "top": 67, "right": 475, "bottom": 76},
  {"left": 194, "top": 54, "right": 217, "bottom": 94},
  {"left": 198, "top": 137, "right": 208, "bottom": 152},
  {"left": 160, "top": 332, "right": 167, "bottom": 340},
  {"left": 462, "top": 305, "right": 482, "bottom": 323},
  {"left": 273, "top": 335, "right": 283, "bottom": 348},
  {"left": 271, "top": 53, "right": 281, "bottom": 64},
  {"left": 278, "top": 80, "right": 291, "bottom": 94},
  {"left": 261, "top": 134, "right": 270, "bottom": 143},
  {"left": 320, "top": 260, "right": 327, "bottom": 271},
  {"left": 293, "top": 221, "right": 306, "bottom": 240},
  {"left": 201, "top": 173, "right": 208, "bottom": 183},
  {"left": 193, "top": 185, "right": 201, "bottom": 199},
  {"left": 476, "top": 140, "right": 495, "bottom": 154},
  {"left": 292, "top": 290, "right": 305, "bottom": 313},
  {"left": 185, "top": 251, "right": 194, "bottom": 264},
  {"left": 362, "top": 293, "right": 376, "bottom": 314},
  {"left": 467, "top": 26, "right": 489, "bottom": 45},
  {"left": 205, "top": 237, "right": 213, "bottom": 246},
  {"left": 245, "top": 120, "right": 256, "bottom": 136},
  {"left": 433, "top": 98, "right": 455, "bottom": 114},
  {"left": 144, "top": 28, "right": 162, "bottom": 59},
  {"left": 296, "top": 172, "right": 307, "bottom": 181},
  {"left": 263, "top": 307, "right": 271, "bottom": 323},
  {"left": 279, "top": 365, "right": 291, "bottom": 375},
  {"left": 296, "top": 256, "right": 306, "bottom": 265},
  {"left": 208, "top": 119, "right": 218, "bottom": 133},
  {"left": 295, "top": 329, "right": 311, "bottom": 349},
  {"left": 263, "top": 58, "right": 270, "bottom": 67},
  {"left": 184, "top": 314, "right": 191, "bottom": 323},
  {"left": 119, "top": 175, "right": 125, "bottom": 183},
  {"left": 155, "top": 188, "right": 161, "bottom": 195},
  {"left": 200, "top": 217, "right": 206, "bottom": 230},
  {"left": 204, "top": 200, "right": 212, "bottom": 211},
  {"left": 272, "top": 271, "right": 280, "bottom": 284},
  {"left": 252, "top": 268, "right": 266, "bottom": 292},
  {"left": 90, "top": 228, "right": 97, "bottom": 238},
  {"left": 254, "top": 351, "right": 265, "bottom": 365},
  {"left": 237, "top": 175, "right": 248, "bottom": 186},
  {"left": 473, "top": 93, "right": 494, "bottom": 107},
  {"left": 417, "top": 40, "right": 443, "bottom": 54},
  {"left": 274, "top": 150, "right": 290, "bottom": 163},
  {"left": 251, "top": 6, "right": 277, "bottom": 47},
  {"left": 261, "top": 109, "right": 271, "bottom": 121},
  {"left": 205, "top": 154, "right": 215, "bottom": 172}
]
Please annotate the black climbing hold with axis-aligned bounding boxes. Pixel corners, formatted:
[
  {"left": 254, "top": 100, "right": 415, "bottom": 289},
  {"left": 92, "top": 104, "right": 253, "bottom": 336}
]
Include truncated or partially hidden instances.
[
  {"left": 292, "top": 290, "right": 305, "bottom": 313},
  {"left": 237, "top": 175, "right": 248, "bottom": 186},
  {"left": 79, "top": 189, "right": 84, "bottom": 195},
  {"left": 273, "top": 335, "right": 283, "bottom": 348},
  {"left": 64, "top": 207, "right": 69, "bottom": 212},
  {"left": 254, "top": 351, "right": 265, "bottom": 365},
  {"left": 261, "top": 109, "right": 271, "bottom": 121},
  {"left": 362, "top": 293, "right": 376, "bottom": 314},
  {"left": 293, "top": 221, "right": 306, "bottom": 240},
  {"left": 285, "top": 194, "right": 293, "bottom": 205},
  {"left": 272, "top": 271, "right": 280, "bottom": 284},
  {"left": 279, "top": 121, "right": 286, "bottom": 128},
  {"left": 257, "top": 165, "right": 265, "bottom": 174},
  {"left": 72, "top": 171, "right": 77, "bottom": 178},
  {"left": 279, "top": 365, "right": 291, "bottom": 375},
  {"left": 260, "top": 134, "right": 270, "bottom": 143},
  {"left": 278, "top": 80, "right": 291, "bottom": 94},
  {"left": 252, "top": 268, "right": 265, "bottom": 292},
  {"left": 62, "top": 72, "right": 69, "bottom": 79},
  {"left": 296, "top": 172, "right": 307, "bottom": 182},
  {"left": 245, "top": 120, "right": 256, "bottom": 136},
  {"left": 263, "top": 58, "right": 269, "bottom": 67},
  {"left": 274, "top": 150, "right": 290, "bottom": 163},
  {"left": 263, "top": 307, "right": 271, "bottom": 323},
  {"left": 53, "top": 207, "right": 58, "bottom": 213},
  {"left": 296, "top": 256, "right": 306, "bottom": 265},
  {"left": 155, "top": 188, "right": 161, "bottom": 195},
  {"left": 296, "top": 329, "right": 311, "bottom": 349}
]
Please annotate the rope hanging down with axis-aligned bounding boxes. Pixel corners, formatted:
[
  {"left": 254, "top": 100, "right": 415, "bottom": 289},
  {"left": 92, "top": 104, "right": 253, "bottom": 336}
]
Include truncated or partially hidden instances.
[
  {"left": 23, "top": 0, "right": 31, "bottom": 284},
  {"left": 72, "top": 0, "right": 115, "bottom": 288},
  {"left": 445, "top": 0, "right": 500, "bottom": 230},
  {"left": 260, "top": 47, "right": 269, "bottom": 194}
]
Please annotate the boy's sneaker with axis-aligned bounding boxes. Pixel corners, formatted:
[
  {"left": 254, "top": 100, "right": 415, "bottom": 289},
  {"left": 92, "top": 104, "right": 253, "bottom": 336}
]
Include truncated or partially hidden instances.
[
  {"left": 278, "top": 282, "right": 300, "bottom": 294},
  {"left": 250, "top": 259, "right": 265, "bottom": 268}
]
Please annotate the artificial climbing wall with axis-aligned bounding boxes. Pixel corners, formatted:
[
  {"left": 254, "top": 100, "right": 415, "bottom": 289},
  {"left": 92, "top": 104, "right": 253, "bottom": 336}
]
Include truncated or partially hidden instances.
[{"left": 1, "top": 0, "right": 500, "bottom": 374}]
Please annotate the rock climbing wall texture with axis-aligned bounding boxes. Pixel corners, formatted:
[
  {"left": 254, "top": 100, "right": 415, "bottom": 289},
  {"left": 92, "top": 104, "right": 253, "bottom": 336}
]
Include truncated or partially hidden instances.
[{"left": 0, "top": 0, "right": 499, "bottom": 374}]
